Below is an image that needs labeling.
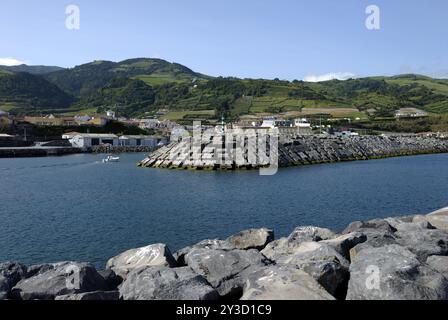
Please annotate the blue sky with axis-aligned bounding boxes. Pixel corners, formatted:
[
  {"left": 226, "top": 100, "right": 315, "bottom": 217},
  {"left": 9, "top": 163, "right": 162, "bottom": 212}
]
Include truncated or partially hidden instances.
[{"left": 1, "top": 0, "right": 447, "bottom": 80}]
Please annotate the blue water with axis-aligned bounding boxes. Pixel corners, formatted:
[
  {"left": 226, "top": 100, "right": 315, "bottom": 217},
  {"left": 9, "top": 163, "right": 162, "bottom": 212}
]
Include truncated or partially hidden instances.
[{"left": 0, "top": 153, "right": 447, "bottom": 267}]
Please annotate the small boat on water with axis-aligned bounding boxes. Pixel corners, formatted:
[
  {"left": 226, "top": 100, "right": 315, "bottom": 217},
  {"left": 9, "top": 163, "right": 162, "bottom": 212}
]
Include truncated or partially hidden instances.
[{"left": 102, "top": 155, "right": 120, "bottom": 163}]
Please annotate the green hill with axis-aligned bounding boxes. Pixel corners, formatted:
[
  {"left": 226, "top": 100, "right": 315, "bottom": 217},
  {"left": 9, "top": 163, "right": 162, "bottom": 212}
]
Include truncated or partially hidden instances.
[
  {"left": 78, "top": 78, "right": 156, "bottom": 117},
  {"left": 2, "top": 57, "right": 448, "bottom": 122},
  {"left": 43, "top": 58, "right": 207, "bottom": 97},
  {"left": 0, "top": 72, "right": 74, "bottom": 112},
  {"left": 0, "top": 64, "right": 65, "bottom": 75}
]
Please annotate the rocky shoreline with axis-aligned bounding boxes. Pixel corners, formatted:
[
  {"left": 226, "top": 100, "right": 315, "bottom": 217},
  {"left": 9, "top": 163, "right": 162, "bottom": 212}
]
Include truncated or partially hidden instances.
[
  {"left": 1, "top": 208, "right": 447, "bottom": 300},
  {"left": 139, "top": 134, "right": 448, "bottom": 170}
]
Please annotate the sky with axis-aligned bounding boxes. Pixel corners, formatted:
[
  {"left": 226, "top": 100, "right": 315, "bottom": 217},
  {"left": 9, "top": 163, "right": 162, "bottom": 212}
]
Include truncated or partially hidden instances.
[{"left": 1, "top": 0, "right": 447, "bottom": 81}]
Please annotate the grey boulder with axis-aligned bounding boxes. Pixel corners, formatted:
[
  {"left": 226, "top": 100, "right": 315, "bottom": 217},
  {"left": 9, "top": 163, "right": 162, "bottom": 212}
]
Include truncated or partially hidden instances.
[
  {"left": 185, "top": 248, "right": 269, "bottom": 297},
  {"left": 426, "top": 256, "right": 448, "bottom": 276},
  {"left": 226, "top": 228, "right": 274, "bottom": 251},
  {"left": 349, "top": 231, "right": 399, "bottom": 260},
  {"left": 0, "top": 262, "right": 27, "bottom": 300},
  {"left": 414, "top": 208, "right": 448, "bottom": 231},
  {"left": 395, "top": 227, "right": 448, "bottom": 261},
  {"left": 174, "top": 239, "right": 235, "bottom": 266},
  {"left": 347, "top": 245, "right": 448, "bottom": 300},
  {"left": 241, "top": 265, "right": 335, "bottom": 300},
  {"left": 106, "top": 243, "right": 177, "bottom": 279},
  {"left": 119, "top": 266, "right": 218, "bottom": 300},
  {"left": 343, "top": 219, "right": 396, "bottom": 235},
  {"left": 55, "top": 290, "right": 119, "bottom": 300},
  {"left": 261, "top": 226, "right": 335, "bottom": 261},
  {"left": 276, "top": 242, "right": 349, "bottom": 298},
  {"left": 320, "top": 232, "right": 367, "bottom": 260},
  {"left": 11, "top": 262, "right": 107, "bottom": 300}
]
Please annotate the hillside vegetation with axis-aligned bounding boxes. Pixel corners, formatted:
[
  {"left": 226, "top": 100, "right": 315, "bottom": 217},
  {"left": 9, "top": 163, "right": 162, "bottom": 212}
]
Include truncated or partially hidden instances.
[
  {"left": 1, "top": 59, "right": 448, "bottom": 124},
  {"left": 0, "top": 72, "right": 74, "bottom": 112}
]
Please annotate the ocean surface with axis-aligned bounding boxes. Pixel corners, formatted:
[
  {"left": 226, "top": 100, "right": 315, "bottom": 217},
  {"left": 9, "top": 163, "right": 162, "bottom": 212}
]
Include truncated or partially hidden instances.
[{"left": 1, "top": 152, "right": 447, "bottom": 267}]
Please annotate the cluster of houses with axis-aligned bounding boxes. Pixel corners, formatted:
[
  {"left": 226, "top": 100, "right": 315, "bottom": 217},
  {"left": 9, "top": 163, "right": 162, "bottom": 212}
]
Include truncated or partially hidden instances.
[
  {"left": 23, "top": 114, "right": 109, "bottom": 127},
  {"left": 62, "top": 132, "right": 168, "bottom": 149}
]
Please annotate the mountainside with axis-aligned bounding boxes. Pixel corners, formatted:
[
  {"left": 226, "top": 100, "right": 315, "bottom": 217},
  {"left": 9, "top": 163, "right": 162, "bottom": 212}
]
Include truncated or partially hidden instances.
[
  {"left": 0, "top": 64, "right": 65, "bottom": 75},
  {"left": 43, "top": 58, "right": 206, "bottom": 97},
  {"left": 0, "top": 72, "right": 74, "bottom": 112},
  {"left": 1, "top": 58, "right": 448, "bottom": 123}
]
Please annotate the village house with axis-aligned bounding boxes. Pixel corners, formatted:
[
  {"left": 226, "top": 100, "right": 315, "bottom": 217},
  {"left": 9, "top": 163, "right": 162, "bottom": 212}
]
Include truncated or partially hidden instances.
[
  {"left": 118, "top": 135, "right": 160, "bottom": 147},
  {"left": 24, "top": 114, "right": 108, "bottom": 127},
  {"left": 67, "top": 133, "right": 119, "bottom": 148}
]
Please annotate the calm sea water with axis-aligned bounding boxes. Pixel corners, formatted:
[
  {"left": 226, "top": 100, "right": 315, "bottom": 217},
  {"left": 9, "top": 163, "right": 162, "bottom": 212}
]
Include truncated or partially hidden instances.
[{"left": 0, "top": 153, "right": 447, "bottom": 267}]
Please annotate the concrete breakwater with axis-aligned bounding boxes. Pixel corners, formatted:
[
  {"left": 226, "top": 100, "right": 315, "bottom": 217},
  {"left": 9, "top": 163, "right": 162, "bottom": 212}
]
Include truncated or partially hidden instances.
[
  {"left": 0, "top": 145, "right": 157, "bottom": 158},
  {"left": 1, "top": 208, "right": 447, "bottom": 300},
  {"left": 0, "top": 146, "right": 82, "bottom": 158},
  {"left": 138, "top": 134, "right": 448, "bottom": 170}
]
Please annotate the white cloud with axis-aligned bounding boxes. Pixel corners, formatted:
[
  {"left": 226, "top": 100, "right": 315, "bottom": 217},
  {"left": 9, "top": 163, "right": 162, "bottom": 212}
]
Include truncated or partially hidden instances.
[
  {"left": 0, "top": 57, "right": 27, "bottom": 66},
  {"left": 304, "top": 72, "right": 356, "bottom": 82}
]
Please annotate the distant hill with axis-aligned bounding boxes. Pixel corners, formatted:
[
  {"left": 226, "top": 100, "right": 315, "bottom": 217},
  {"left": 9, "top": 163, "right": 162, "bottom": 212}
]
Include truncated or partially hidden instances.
[
  {"left": 0, "top": 64, "right": 65, "bottom": 75},
  {"left": 78, "top": 78, "right": 156, "bottom": 117},
  {"left": 0, "top": 72, "right": 74, "bottom": 112},
  {"left": 1, "top": 57, "right": 448, "bottom": 121},
  {"left": 43, "top": 58, "right": 207, "bottom": 97}
]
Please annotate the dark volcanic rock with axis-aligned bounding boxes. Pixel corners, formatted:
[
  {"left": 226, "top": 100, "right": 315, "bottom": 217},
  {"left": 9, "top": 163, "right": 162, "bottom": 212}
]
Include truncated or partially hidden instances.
[
  {"left": 185, "top": 248, "right": 270, "bottom": 297},
  {"left": 241, "top": 265, "right": 335, "bottom": 300},
  {"left": 55, "top": 290, "right": 120, "bottom": 300},
  {"left": 426, "top": 256, "right": 448, "bottom": 276},
  {"left": 174, "top": 239, "right": 235, "bottom": 266},
  {"left": 395, "top": 227, "right": 448, "bottom": 261},
  {"left": 0, "top": 262, "right": 27, "bottom": 300},
  {"left": 106, "top": 243, "right": 177, "bottom": 279},
  {"left": 343, "top": 219, "right": 396, "bottom": 235},
  {"left": 119, "top": 266, "right": 218, "bottom": 300},
  {"left": 11, "top": 262, "right": 107, "bottom": 300},
  {"left": 320, "top": 232, "right": 367, "bottom": 260},
  {"left": 349, "top": 231, "right": 399, "bottom": 260},
  {"left": 347, "top": 245, "right": 448, "bottom": 300},
  {"left": 276, "top": 242, "right": 349, "bottom": 298},
  {"left": 226, "top": 228, "right": 274, "bottom": 251},
  {"left": 261, "top": 226, "right": 335, "bottom": 261},
  {"left": 97, "top": 269, "right": 122, "bottom": 290}
]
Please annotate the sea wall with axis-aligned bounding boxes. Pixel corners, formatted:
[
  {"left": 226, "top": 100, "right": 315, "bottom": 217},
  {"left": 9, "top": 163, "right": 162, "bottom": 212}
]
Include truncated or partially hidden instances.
[
  {"left": 1, "top": 208, "right": 447, "bottom": 300},
  {"left": 138, "top": 134, "right": 448, "bottom": 170},
  {"left": 0, "top": 146, "right": 82, "bottom": 158}
]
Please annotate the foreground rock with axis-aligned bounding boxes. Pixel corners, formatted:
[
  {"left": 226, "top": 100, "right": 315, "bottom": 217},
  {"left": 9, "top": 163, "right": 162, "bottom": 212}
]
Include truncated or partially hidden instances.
[
  {"left": 0, "top": 262, "right": 27, "bottom": 299},
  {"left": 185, "top": 248, "right": 270, "bottom": 297},
  {"left": 55, "top": 291, "right": 119, "bottom": 300},
  {"left": 426, "top": 256, "right": 448, "bottom": 276},
  {"left": 174, "top": 239, "right": 235, "bottom": 266},
  {"left": 241, "top": 265, "right": 335, "bottom": 300},
  {"left": 226, "top": 228, "right": 274, "bottom": 251},
  {"left": 261, "top": 226, "right": 335, "bottom": 261},
  {"left": 11, "top": 262, "right": 107, "bottom": 300},
  {"left": 414, "top": 207, "right": 448, "bottom": 231},
  {"left": 395, "top": 224, "right": 448, "bottom": 261},
  {"left": 106, "top": 243, "right": 177, "bottom": 279},
  {"left": 119, "top": 266, "right": 218, "bottom": 300},
  {"left": 320, "top": 232, "right": 367, "bottom": 260},
  {"left": 347, "top": 245, "right": 448, "bottom": 300},
  {"left": 276, "top": 242, "right": 349, "bottom": 298}
]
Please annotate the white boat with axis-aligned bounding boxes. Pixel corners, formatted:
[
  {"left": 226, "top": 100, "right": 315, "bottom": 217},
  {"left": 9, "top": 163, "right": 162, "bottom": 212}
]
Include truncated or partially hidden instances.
[{"left": 102, "top": 155, "right": 120, "bottom": 163}]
